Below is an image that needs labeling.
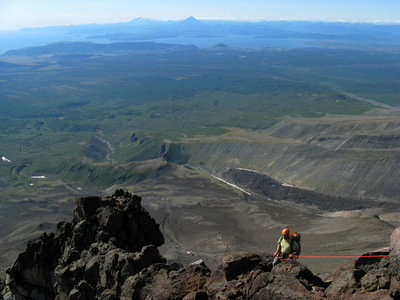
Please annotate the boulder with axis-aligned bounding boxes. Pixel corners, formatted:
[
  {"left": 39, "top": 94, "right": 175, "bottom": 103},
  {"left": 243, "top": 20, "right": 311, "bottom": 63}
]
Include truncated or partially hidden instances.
[
  {"left": 361, "top": 268, "right": 391, "bottom": 292},
  {"left": 325, "top": 249, "right": 395, "bottom": 297},
  {"left": 207, "top": 257, "right": 319, "bottom": 300},
  {"left": 121, "top": 260, "right": 211, "bottom": 299},
  {"left": 74, "top": 196, "right": 101, "bottom": 221},
  {"left": 390, "top": 227, "right": 400, "bottom": 298},
  {"left": 208, "top": 252, "right": 272, "bottom": 284},
  {"left": 390, "top": 227, "right": 400, "bottom": 281},
  {"left": 97, "top": 205, "right": 124, "bottom": 232}
]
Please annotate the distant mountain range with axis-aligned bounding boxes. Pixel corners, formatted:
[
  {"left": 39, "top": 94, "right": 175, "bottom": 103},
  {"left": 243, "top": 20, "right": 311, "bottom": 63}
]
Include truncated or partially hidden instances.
[{"left": 18, "top": 17, "right": 400, "bottom": 52}]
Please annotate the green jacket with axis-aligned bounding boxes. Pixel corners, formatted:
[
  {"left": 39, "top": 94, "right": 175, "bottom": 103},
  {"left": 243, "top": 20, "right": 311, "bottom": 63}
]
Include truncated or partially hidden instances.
[{"left": 278, "top": 236, "right": 299, "bottom": 257}]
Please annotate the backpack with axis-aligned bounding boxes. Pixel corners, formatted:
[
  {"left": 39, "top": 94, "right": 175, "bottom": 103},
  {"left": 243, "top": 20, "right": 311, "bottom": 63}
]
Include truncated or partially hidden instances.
[{"left": 290, "top": 232, "right": 301, "bottom": 256}]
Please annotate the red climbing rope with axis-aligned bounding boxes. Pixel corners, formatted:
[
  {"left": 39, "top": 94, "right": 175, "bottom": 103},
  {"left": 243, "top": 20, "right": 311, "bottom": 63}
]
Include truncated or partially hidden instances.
[
  {"left": 280, "top": 254, "right": 389, "bottom": 261},
  {"left": 295, "top": 255, "right": 389, "bottom": 258}
]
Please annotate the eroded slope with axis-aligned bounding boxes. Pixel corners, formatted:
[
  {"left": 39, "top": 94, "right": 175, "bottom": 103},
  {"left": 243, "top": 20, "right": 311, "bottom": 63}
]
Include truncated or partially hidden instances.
[{"left": 169, "top": 110, "right": 400, "bottom": 201}]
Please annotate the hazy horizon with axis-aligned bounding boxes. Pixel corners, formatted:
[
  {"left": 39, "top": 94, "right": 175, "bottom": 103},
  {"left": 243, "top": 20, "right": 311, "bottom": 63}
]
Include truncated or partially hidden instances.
[
  {"left": 2, "top": 16, "right": 400, "bottom": 33},
  {"left": 1, "top": 0, "right": 399, "bottom": 31}
]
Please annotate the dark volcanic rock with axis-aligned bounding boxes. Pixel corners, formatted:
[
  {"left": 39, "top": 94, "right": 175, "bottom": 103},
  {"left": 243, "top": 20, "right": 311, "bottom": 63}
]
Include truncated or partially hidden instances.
[
  {"left": 390, "top": 227, "right": 400, "bottom": 281},
  {"left": 121, "top": 260, "right": 211, "bottom": 299},
  {"left": 3, "top": 189, "right": 400, "bottom": 299},
  {"left": 390, "top": 226, "right": 400, "bottom": 299},
  {"left": 207, "top": 255, "right": 326, "bottom": 300},
  {"left": 220, "top": 168, "right": 381, "bottom": 211},
  {"left": 5, "top": 189, "right": 165, "bottom": 299},
  {"left": 325, "top": 250, "right": 395, "bottom": 298},
  {"left": 208, "top": 252, "right": 272, "bottom": 283}
]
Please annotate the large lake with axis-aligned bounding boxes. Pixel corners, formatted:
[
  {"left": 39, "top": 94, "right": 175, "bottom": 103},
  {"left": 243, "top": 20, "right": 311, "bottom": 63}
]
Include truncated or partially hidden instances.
[{"left": 0, "top": 31, "right": 317, "bottom": 55}]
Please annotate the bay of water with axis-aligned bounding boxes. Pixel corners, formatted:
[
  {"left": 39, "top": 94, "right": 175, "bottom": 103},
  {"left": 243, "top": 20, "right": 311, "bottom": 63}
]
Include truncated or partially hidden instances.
[
  {"left": 133, "top": 35, "right": 316, "bottom": 49},
  {"left": 0, "top": 31, "right": 111, "bottom": 54},
  {"left": 0, "top": 30, "right": 316, "bottom": 55}
]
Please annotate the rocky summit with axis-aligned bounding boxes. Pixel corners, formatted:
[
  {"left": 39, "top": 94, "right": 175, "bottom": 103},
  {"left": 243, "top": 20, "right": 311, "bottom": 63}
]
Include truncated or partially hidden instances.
[{"left": 2, "top": 189, "right": 400, "bottom": 299}]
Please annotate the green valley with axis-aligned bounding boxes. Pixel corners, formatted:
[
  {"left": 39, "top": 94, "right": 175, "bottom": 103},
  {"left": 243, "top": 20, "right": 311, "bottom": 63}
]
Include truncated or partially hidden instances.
[{"left": 1, "top": 43, "right": 398, "bottom": 192}]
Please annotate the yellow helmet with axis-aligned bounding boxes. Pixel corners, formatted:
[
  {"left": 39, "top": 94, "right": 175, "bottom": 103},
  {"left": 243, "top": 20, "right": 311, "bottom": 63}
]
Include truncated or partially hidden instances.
[{"left": 282, "top": 228, "right": 290, "bottom": 235}]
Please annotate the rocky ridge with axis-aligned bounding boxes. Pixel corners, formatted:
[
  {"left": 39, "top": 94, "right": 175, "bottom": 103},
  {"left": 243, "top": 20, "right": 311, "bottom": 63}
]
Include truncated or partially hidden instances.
[{"left": 2, "top": 190, "right": 400, "bottom": 299}]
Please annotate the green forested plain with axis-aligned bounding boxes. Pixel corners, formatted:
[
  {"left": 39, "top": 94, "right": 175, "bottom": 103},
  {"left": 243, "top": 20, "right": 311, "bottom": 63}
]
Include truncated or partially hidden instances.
[{"left": 0, "top": 44, "right": 399, "bottom": 187}]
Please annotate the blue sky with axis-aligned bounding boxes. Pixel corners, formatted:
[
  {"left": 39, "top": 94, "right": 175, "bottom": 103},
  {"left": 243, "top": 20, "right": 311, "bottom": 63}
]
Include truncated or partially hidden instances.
[{"left": 0, "top": 0, "right": 399, "bottom": 31}]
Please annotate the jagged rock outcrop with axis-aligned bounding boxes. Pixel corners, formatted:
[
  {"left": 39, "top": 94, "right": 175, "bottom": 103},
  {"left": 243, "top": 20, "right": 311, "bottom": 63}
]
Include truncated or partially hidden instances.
[
  {"left": 3, "top": 189, "right": 400, "bottom": 299},
  {"left": 4, "top": 189, "right": 165, "bottom": 299}
]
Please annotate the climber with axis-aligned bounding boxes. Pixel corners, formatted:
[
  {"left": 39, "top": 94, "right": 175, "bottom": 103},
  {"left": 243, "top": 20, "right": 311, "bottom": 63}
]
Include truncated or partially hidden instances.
[{"left": 272, "top": 228, "right": 300, "bottom": 267}]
